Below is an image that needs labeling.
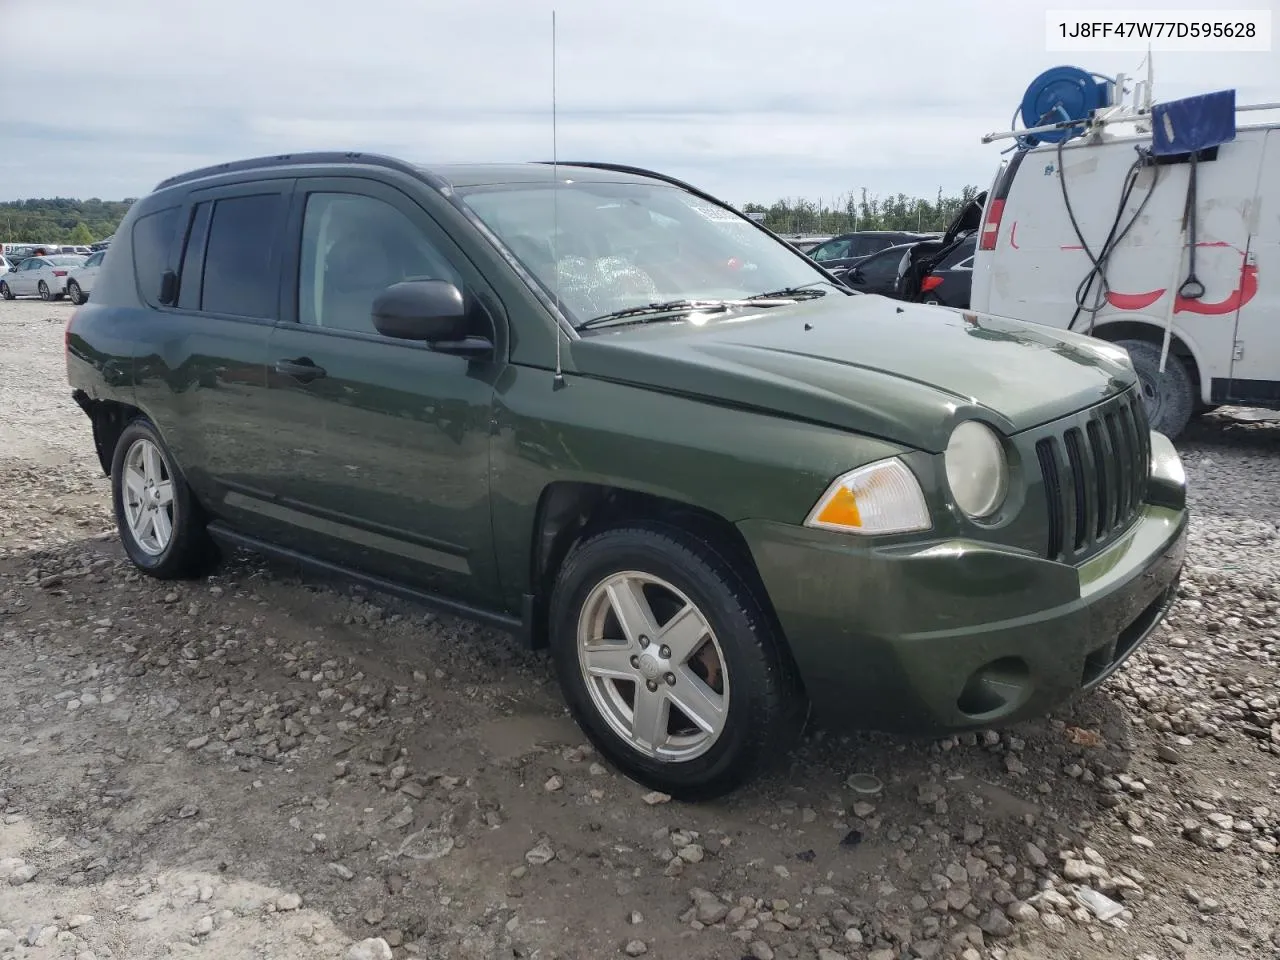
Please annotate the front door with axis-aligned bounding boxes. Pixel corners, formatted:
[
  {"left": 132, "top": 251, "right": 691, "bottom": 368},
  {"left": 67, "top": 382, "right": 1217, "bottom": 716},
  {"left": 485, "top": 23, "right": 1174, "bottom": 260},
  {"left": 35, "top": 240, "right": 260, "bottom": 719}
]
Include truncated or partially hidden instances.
[{"left": 253, "top": 177, "right": 506, "bottom": 606}]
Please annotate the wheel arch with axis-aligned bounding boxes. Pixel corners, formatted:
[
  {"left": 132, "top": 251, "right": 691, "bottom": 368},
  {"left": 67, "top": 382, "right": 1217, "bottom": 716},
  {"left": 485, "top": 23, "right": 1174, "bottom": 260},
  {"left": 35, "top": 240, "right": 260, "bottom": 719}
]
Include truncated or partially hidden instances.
[
  {"left": 526, "top": 481, "right": 792, "bottom": 668},
  {"left": 1089, "top": 316, "right": 1212, "bottom": 405},
  {"left": 74, "top": 394, "right": 144, "bottom": 476}
]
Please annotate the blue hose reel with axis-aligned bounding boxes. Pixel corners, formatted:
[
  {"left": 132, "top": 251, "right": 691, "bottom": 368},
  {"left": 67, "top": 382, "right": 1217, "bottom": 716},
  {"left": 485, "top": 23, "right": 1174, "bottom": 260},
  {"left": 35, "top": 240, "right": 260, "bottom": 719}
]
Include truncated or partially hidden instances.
[{"left": 1017, "top": 66, "right": 1116, "bottom": 147}]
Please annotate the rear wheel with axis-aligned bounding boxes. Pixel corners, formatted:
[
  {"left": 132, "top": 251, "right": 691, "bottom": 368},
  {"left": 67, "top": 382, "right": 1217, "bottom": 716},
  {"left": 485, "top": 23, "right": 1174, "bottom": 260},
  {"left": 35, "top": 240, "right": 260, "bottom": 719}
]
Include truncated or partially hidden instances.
[
  {"left": 1117, "top": 338, "right": 1194, "bottom": 439},
  {"left": 110, "top": 418, "right": 219, "bottom": 579},
  {"left": 549, "top": 523, "right": 804, "bottom": 800},
  {"left": 37, "top": 280, "right": 51, "bottom": 301},
  {"left": 67, "top": 280, "right": 84, "bottom": 305}
]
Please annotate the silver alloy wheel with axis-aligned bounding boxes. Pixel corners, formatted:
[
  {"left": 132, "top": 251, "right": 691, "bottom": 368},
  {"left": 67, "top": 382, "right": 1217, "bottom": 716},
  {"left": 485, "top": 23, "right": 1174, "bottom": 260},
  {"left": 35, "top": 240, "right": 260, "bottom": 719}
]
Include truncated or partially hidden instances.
[
  {"left": 576, "top": 571, "right": 729, "bottom": 762},
  {"left": 38, "top": 281, "right": 51, "bottom": 301},
  {"left": 68, "top": 281, "right": 82, "bottom": 304},
  {"left": 122, "top": 438, "right": 176, "bottom": 556}
]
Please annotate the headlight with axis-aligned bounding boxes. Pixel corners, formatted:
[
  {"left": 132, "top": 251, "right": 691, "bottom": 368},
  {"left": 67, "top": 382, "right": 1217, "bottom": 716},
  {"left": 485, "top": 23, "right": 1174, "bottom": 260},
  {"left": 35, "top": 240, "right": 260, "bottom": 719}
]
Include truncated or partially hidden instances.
[
  {"left": 805, "top": 458, "right": 932, "bottom": 536},
  {"left": 944, "top": 421, "right": 1008, "bottom": 519}
]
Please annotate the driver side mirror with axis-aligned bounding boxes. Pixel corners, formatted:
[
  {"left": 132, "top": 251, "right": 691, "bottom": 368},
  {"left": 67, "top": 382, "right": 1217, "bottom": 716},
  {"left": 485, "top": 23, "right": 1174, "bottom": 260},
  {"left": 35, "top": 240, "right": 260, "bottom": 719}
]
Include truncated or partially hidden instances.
[{"left": 372, "top": 280, "right": 492, "bottom": 357}]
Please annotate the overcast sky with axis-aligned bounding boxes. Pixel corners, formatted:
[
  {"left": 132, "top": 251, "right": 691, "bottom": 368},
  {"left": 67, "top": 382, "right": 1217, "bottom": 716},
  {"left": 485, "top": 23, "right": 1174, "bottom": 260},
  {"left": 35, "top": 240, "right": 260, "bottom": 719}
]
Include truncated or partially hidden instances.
[{"left": 1, "top": 0, "right": 1276, "bottom": 206}]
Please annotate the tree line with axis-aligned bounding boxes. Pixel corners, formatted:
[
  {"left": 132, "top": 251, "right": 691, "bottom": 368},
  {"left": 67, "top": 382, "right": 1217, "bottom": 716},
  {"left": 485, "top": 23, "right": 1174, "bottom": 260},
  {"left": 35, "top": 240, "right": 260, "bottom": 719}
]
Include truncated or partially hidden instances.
[
  {"left": 743, "top": 186, "right": 983, "bottom": 236},
  {"left": 0, "top": 198, "right": 135, "bottom": 244},
  {"left": 2, "top": 185, "right": 983, "bottom": 247}
]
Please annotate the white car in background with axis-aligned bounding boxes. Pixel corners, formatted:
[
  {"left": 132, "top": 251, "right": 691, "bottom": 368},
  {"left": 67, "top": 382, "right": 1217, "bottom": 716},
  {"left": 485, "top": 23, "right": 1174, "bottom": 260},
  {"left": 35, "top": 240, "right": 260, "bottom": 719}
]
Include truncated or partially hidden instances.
[
  {"left": 65, "top": 249, "right": 106, "bottom": 304},
  {"left": 0, "top": 253, "right": 87, "bottom": 301}
]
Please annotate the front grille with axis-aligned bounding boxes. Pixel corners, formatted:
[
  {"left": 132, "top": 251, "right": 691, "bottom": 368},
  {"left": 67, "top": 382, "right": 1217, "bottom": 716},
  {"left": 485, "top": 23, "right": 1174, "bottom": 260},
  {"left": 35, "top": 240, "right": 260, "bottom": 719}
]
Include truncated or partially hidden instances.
[{"left": 1035, "top": 389, "right": 1151, "bottom": 562}]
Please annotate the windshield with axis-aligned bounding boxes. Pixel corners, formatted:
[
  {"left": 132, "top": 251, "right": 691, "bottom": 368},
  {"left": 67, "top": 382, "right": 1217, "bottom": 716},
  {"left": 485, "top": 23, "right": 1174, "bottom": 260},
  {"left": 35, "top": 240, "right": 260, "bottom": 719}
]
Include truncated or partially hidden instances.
[
  {"left": 456, "top": 180, "right": 835, "bottom": 327},
  {"left": 46, "top": 255, "right": 86, "bottom": 266}
]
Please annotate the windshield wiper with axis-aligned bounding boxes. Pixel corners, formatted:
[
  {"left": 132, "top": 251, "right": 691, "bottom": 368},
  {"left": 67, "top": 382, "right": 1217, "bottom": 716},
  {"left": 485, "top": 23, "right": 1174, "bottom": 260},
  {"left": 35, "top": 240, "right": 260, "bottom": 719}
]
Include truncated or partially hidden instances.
[
  {"left": 578, "top": 299, "right": 731, "bottom": 330},
  {"left": 742, "top": 285, "right": 829, "bottom": 302}
]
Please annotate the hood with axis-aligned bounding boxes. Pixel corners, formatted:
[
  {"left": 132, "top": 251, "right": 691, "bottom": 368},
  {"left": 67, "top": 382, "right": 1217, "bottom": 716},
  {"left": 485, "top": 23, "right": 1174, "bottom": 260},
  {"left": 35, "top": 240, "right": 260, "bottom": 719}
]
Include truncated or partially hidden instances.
[{"left": 568, "top": 293, "right": 1136, "bottom": 453}]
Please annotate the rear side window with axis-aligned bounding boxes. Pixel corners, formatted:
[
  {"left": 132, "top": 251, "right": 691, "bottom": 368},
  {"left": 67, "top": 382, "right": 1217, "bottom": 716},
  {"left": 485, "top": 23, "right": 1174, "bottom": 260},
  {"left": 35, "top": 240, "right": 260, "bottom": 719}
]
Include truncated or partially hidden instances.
[
  {"left": 201, "top": 194, "right": 285, "bottom": 318},
  {"left": 131, "top": 206, "right": 181, "bottom": 307},
  {"left": 850, "top": 236, "right": 892, "bottom": 257}
]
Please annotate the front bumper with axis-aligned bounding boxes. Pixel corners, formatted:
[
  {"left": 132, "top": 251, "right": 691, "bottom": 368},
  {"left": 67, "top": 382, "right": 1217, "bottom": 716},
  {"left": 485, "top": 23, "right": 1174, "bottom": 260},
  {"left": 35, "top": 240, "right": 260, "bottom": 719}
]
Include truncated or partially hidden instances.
[{"left": 740, "top": 435, "right": 1188, "bottom": 734}]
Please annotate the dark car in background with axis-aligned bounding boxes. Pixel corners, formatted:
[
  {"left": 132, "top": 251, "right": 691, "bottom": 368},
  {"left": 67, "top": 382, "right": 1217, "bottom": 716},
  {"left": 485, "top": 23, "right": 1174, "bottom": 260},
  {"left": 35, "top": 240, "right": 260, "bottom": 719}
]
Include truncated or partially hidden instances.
[
  {"left": 916, "top": 234, "right": 976, "bottom": 308},
  {"left": 807, "top": 230, "right": 938, "bottom": 276},
  {"left": 898, "top": 193, "right": 985, "bottom": 309},
  {"left": 837, "top": 242, "right": 916, "bottom": 296}
]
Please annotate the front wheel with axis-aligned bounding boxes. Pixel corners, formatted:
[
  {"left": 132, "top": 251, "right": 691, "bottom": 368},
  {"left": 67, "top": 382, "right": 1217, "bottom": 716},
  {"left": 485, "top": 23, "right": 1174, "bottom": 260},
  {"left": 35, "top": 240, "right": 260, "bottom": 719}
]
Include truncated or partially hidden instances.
[
  {"left": 0, "top": 282, "right": 12, "bottom": 300},
  {"left": 1115, "top": 339, "right": 1195, "bottom": 439},
  {"left": 67, "top": 280, "right": 84, "bottom": 305},
  {"left": 38, "top": 280, "right": 51, "bottom": 301},
  {"left": 110, "top": 418, "right": 219, "bottom": 579},
  {"left": 549, "top": 523, "right": 804, "bottom": 800}
]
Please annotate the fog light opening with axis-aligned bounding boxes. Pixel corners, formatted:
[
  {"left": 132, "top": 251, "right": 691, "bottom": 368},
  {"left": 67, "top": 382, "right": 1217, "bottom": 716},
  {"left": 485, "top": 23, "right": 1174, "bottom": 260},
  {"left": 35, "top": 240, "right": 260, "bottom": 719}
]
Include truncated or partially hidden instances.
[{"left": 957, "top": 657, "right": 1032, "bottom": 718}]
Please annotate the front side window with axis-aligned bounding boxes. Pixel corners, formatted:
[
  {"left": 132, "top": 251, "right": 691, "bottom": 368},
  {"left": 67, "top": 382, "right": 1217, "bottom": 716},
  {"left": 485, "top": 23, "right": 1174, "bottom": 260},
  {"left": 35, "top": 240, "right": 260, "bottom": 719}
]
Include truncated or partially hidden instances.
[
  {"left": 458, "top": 180, "right": 831, "bottom": 326},
  {"left": 298, "top": 192, "right": 462, "bottom": 336},
  {"left": 201, "top": 194, "right": 285, "bottom": 318}
]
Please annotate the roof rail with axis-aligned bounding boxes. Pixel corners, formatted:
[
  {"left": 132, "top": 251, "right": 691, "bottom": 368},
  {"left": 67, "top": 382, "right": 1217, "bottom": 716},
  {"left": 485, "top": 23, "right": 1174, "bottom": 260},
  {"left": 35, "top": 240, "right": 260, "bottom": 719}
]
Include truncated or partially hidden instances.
[
  {"left": 983, "top": 97, "right": 1280, "bottom": 145},
  {"left": 533, "top": 161, "right": 737, "bottom": 209},
  {"left": 152, "top": 151, "right": 450, "bottom": 193}
]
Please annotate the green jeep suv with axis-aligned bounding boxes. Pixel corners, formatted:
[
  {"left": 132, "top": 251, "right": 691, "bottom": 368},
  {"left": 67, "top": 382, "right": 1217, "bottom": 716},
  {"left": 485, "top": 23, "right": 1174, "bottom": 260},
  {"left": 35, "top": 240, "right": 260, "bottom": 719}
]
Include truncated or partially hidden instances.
[{"left": 65, "top": 153, "right": 1187, "bottom": 799}]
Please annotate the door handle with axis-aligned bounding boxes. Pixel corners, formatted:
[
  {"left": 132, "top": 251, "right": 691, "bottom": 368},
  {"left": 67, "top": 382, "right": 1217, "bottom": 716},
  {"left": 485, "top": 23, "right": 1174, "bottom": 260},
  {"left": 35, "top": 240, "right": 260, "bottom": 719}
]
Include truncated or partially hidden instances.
[{"left": 275, "top": 357, "right": 327, "bottom": 382}]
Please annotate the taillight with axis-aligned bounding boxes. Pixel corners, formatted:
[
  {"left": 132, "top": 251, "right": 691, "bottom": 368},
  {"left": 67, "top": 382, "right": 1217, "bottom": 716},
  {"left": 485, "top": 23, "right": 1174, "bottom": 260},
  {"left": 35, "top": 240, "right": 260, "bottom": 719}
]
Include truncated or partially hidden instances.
[
  {"left": 920, "top": 275, "right": 943, "bottom": 293},
  {"left": 978, "top": 199, "right": 1005, "bottom": 251},
  {"left": 53, "top": 270, "right": 67, "bottom": 277}
]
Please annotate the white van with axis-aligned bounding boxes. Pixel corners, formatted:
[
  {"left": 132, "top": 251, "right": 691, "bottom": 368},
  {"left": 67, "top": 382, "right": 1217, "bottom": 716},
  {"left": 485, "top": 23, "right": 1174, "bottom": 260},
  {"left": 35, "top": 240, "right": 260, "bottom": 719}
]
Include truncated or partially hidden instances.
[{"left": 970, "top": 114, "right": 1279, "bottom": 438}]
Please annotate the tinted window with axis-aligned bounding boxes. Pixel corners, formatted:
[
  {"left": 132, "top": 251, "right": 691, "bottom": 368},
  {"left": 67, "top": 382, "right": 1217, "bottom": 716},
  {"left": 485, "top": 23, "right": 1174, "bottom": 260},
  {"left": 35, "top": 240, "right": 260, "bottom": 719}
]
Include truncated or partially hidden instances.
[
  {"left": 178, "top": 202, "right": 212, "bottom": 311},
  {"left": 937, "top": 237, "right": 977, "bottom": 270},
  {"left": 202, "top": 194, "right": 285, "bottom": 318},
  {"left": 850, "top": 236, "right": 893, "bottom": 258},
  {"left": 298, "top": 192, "right": 461, "bottom": 336},
  {"left": 858, "top": 248, "right": 904, "bottom": 282},
  {"left": 132, "top": 206, "right": 181, "bottom": 306},
  {"left": 85, "top": 252, "right": 105, "bottom": 268}
]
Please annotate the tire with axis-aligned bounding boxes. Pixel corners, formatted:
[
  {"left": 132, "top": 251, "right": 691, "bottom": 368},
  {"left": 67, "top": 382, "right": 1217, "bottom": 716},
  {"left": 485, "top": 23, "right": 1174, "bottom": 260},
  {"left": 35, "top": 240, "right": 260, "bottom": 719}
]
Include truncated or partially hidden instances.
[
  {"left": 548, "top": 522, "right": 804, "bottom": 800},
  {"left": 38, "top": 280, "right": 51, "bottom": 301},
  {"left": 110, "top": 418, "right": 219, "bottom": 579},
  {"left": 1116, "top": 338, "right": 1194, "bottom": 439},
  {"left": 67, "top": 281, "right": 84, "bottom": 305},
  {"left": 0, "top": 282, "right": 12, "bottom": 300}
]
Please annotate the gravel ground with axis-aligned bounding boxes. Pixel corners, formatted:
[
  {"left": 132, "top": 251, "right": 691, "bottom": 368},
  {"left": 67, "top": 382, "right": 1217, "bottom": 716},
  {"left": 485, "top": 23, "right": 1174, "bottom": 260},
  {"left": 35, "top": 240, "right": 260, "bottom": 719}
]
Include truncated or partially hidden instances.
[{"left": 1, "top": 296, "right": 1278, "bottom": 960}]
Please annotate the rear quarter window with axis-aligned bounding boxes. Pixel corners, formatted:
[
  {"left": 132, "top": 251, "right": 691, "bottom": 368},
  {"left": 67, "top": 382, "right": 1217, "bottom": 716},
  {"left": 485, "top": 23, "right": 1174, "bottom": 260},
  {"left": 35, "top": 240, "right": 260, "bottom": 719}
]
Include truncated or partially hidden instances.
[{"left": 131, "top": 206, "right": 181, "bottom": 307}]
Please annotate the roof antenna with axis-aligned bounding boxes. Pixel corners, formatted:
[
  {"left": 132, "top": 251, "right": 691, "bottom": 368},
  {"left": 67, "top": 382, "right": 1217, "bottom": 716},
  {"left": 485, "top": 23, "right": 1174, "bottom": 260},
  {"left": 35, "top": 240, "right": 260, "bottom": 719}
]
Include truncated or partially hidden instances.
[{"left": 551, "top": 9, "right": 566, "bottom": 388}]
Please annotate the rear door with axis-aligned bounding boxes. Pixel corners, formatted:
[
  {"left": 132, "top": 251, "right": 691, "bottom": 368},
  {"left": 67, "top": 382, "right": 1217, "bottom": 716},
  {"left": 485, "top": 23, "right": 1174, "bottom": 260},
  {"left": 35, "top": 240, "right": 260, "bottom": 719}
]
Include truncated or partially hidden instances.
[
  {"left": 252, "top": 176, "right": 506, "bottom": 605},
  {"left": 846, "top": 246, "right": 908, "bottom": 296},
  {"left": 1226, "top": 127, "right": 1280, "bottom": 402},
  {"left": 131, "top": 182, "right": 292, "bottom": 529}
]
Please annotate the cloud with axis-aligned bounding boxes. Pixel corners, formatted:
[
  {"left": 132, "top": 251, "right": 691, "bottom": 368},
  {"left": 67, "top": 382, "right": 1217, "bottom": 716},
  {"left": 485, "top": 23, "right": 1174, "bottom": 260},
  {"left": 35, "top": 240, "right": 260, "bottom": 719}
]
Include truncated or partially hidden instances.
[{"left": 0, "top": 0, "right": 1275, "bottom": 206}]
